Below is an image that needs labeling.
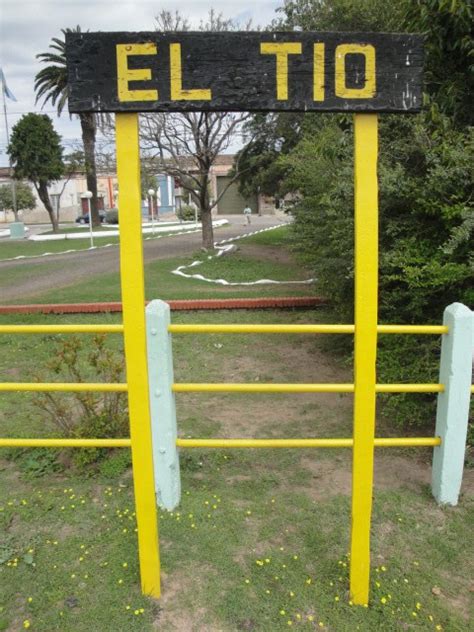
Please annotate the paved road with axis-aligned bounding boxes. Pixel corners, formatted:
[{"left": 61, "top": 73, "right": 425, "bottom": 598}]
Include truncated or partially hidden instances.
[{"left": 0, "top": 216, "right": 287, "bottom": 302}]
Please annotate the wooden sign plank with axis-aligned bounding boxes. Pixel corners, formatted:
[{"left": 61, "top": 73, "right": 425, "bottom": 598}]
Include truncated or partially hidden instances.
[{"left": 66, "top": 32, "right": 423, "bottom": 114}]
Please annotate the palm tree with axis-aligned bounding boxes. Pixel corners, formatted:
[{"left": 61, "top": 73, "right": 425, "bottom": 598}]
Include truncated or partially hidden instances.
[{"left": 35, "top": 26, "right": 100, "bottom": 226}]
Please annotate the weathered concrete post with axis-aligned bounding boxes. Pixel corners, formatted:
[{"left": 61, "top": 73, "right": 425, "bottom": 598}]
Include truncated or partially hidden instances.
[
  {"left": 146, "top": 299, "right": 181, "bottom": 511},
  {"left": 432, "top": 303, "right": 473, "bottom": 505}
]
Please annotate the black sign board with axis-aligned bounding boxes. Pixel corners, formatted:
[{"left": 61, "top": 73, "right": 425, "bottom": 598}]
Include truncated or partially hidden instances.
[{"left": 66, "top": 32, "right": 423, "bottom": 114}]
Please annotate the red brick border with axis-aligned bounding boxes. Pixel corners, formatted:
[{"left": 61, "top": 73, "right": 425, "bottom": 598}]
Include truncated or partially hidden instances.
[{"left": 0, "top": 297, "right": 326, "bottom": 315}]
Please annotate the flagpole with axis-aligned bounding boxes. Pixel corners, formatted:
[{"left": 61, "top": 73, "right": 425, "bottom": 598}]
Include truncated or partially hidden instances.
[{"left": 1, "top": 77, "right": 18, "bottom": 221}]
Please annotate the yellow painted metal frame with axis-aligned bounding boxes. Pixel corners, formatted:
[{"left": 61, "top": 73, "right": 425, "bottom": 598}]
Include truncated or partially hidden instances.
[
  {"left": 350, "top": 113, "right": 378, "bottom": 604},
  {"left": 1, "top": 110, "right": 471, "bottom": 606},
  {"left": 115, "top": 113, "right": 161, "bottom": 597}
]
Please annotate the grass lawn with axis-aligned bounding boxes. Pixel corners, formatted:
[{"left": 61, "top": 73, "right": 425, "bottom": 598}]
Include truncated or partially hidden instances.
[
  {"left": 0, "top": 229, "right": 317, "bottom": 304},
  {"left": 0, "top": 229, "right": 472, "bottom": 631},
  {"left": 0, "top": 306, "right": 472, "bottom": 631},
  {"left": 42, "top": 226, "right": 116, "bottom": 235},
  {"left": 0, "top": 230, "right": 199, "bottom": 261}
]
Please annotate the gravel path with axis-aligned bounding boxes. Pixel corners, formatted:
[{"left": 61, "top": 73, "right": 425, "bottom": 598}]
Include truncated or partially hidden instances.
[{"left": 0, "top": 216, "right": 286, "bottom": 302}]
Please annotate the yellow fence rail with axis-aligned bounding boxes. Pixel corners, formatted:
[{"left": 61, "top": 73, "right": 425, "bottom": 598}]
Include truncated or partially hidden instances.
[
  {"left": 0, "top": 437, "right": 440, "bottom": 449},
  {"left": 168, "top": 323, "right": 448, "bottom": 335}
]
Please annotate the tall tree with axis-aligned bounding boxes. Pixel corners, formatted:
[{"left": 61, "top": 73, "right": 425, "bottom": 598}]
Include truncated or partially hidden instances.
[
  {"left": 140, "top": 10, "right": 252, "bottom": 250},
  {"left": 8, "top": 113, "right": 64, "bottom": 232},
  {"left": 0, "top": 182, "right": 36, "bottom": 218},
  {"left": 35, "top": 26, "right": 101, "bottom": 227}
]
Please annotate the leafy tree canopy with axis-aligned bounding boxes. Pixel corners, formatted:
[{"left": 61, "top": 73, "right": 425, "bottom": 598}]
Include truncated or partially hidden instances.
[
  {"left": 8, "top": 113, "right": 64, "bottom": 185},
  {"left": 0, "top": 182, "right": 36, "bottom": 213}
]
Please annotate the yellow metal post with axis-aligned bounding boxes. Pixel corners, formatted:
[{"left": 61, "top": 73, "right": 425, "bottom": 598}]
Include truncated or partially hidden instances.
[
  {"left": 350, "top": 113, "right": 379, "bottom": 605},
  {"left": 115, "top": 113, "right": 161, "bottom": 597}
]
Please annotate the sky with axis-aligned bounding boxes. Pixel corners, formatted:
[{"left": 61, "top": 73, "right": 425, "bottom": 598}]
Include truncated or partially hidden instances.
[{"left": 0, "top": 0, "right": 282, "bottom": 167}]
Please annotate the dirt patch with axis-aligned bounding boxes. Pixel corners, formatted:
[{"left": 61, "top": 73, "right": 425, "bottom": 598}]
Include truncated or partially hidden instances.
[
  {"left": 439, "top": 571, "right": 474, "bottom": 623},
  {"left": 156, "top": 567, "right": 224, "bottom": 631},
  {"left": 177, "top": 339, "right": 353, "bottom": 441},
  {"left": 298, "top": 456, "right": 352, "bottom": 500},
  {"left": 236, "top": 243, "right": 296, "bottom": 267},
  {"left": 297, "top": 453, "right": 434, "bottom": 501}
]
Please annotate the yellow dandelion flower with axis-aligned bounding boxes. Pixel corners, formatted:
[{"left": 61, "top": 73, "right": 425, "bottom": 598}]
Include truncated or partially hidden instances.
[
  {"left": 435, "top": 626, "right": 442, "bottom": 631},
  {"left": 381, "top": 597, "right": 387, "bottom": 604},
  {"left": 122, "top": 562, "right": 128, "bottom": 568},
  {"left": 416, "top": 602, "right": 421, "bottom": 610},
  {"left": 118, "top": 579, "right": 123, "bottom": 585},
  {"left": 279, "top": 610, "right": 286, "bottom": 616},
  {"left": 244, "top": 579, "right": 250, "bottom": 584},
  {"left": 305, "top": 578, "right": 312, "bottom": 585},
  {"left": 308, "top": 615, "right": 314, "bottom": 622},
  {"left": 125, "top": 605, "right": 131, "bottom": 610},
  {"left": 296, "top": 614, "right": 301, "bottom": 620},
  {"left": 23, "top": 620, "right": 31, "bottom": 629},
  {"left": 134, "top": 610, "right": 140, "bottom": 615},
  {"left": 289, "top": 591, "right": 295, "bottom": 597},
  {"left": 287, "top": 621, "right": 292, "bottom": 626},
  {"left": 334, "top": 596, "right": 340, "bottom": 602},
  {"left": 293, "top": 555, "right": 298, "bottom": 560}
]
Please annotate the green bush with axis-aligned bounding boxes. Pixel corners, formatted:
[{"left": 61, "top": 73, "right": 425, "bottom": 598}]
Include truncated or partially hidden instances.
[
  {"left": 105, "top": 208, "right": 119, "bottom": 224},
  {"left": 33, "top": 335, "right": 128, "bottom": 467},
  {"left": 281, "top": 115, "right": 473, "bottom": 435},
  {"left": 178, "top": 204, "right": 201, "bottom": 221}
]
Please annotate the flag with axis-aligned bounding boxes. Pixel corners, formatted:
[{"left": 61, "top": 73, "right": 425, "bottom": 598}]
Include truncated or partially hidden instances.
[{"left": 0, "top": 67, "right": 17, "bottom": 101}]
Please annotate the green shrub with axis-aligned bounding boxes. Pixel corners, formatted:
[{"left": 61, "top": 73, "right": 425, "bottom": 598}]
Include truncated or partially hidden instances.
[
  {"left": 33, "top": 335, "right": 128, "bottom": 467},
  {"left": 105, "top": 208, "right": 119, "bottom": 224},
  {"left": 178, "top": 204, "right": 201, "bottom": 221}
]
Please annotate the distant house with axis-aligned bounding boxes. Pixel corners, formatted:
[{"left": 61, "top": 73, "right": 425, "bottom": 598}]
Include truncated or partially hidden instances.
[
  {"left": 172, "top": 154, "right": 276, "bottom": 216},
  {"left": 0, "top": 167, "right": 117, "bottom": 223},
  {"left": 0, "top": 155, "right": 276, "bottom": 224}
]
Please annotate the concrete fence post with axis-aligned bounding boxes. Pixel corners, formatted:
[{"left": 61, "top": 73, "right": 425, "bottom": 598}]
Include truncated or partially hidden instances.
[
  {"left": 432, "top": 302, "right": 473, "bottom": 505},
  {"left": 146, "top": 299, "right": 181, "bottom": 511}
]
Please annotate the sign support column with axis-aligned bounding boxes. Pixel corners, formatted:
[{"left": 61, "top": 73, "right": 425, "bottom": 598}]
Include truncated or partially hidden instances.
[
  {"left": 350, "top": 113, "right": 379, "bottom": 605},
  {"left": 116, "top": 112, "right": 161, "bottom": 597}
]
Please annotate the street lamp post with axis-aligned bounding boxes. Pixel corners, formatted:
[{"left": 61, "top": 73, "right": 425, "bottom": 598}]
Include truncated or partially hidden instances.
[
  {"left": 83, "top": 190, "right": 94, "bottom": 248},
  {"left": 147, "top": 188, "right": 156, "bottom": 236}
]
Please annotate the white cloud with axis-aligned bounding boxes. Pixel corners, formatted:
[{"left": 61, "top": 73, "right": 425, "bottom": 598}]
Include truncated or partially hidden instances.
[{"left": 0, "top": 0, "right": 280, "bottom": 165}]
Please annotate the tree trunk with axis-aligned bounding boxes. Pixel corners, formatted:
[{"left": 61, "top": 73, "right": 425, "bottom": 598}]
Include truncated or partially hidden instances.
[
  {"left": 79, "top": 113, "right": 100, "bottom": 227},
  {"left": 199, "top": 169, "right": 214, "bottom": 250},
  {"left": 201, "top": 208, "right": 214, "bottom": 250},
  {"left": 36, "top": 181, "right": 58, "bottom": 233}
]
